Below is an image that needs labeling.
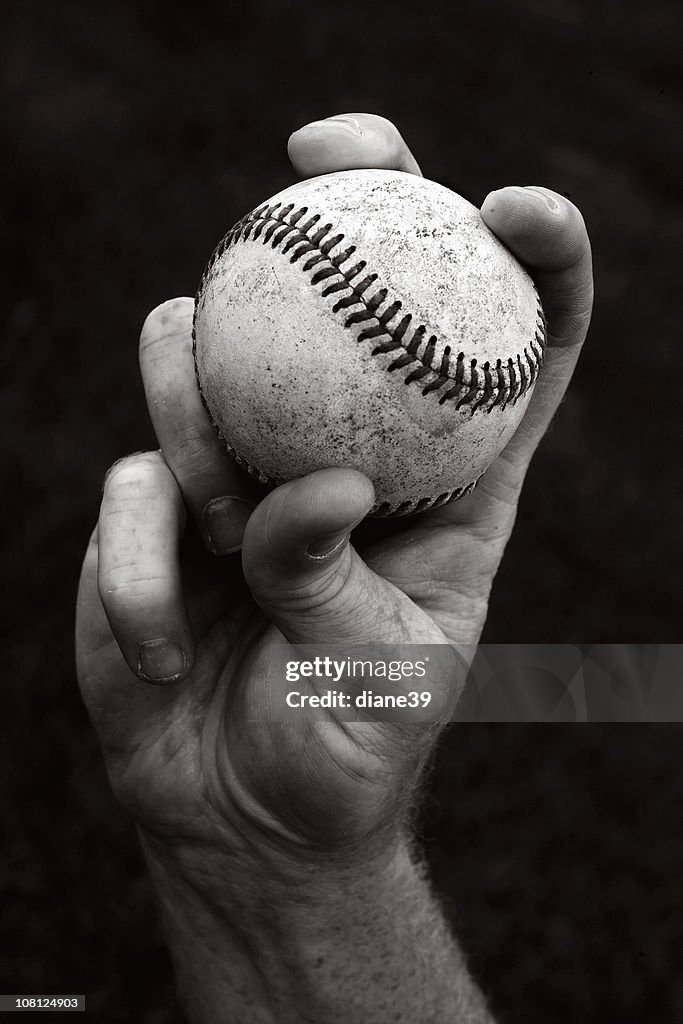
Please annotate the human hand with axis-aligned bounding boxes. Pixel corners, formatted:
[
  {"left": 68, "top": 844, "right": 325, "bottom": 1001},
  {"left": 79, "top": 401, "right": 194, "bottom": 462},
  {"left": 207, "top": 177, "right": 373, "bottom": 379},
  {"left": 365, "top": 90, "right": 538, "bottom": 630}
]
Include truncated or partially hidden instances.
[{"left": 76, "top": 114, "right": 593, "bottom": 884}]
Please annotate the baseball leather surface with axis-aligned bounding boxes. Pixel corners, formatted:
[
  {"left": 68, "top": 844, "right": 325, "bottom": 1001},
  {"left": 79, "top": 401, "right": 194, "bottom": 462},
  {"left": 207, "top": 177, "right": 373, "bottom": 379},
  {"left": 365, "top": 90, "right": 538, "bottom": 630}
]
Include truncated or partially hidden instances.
[{"left": 193, "top": 169, "right": 546, "bottom": 516}]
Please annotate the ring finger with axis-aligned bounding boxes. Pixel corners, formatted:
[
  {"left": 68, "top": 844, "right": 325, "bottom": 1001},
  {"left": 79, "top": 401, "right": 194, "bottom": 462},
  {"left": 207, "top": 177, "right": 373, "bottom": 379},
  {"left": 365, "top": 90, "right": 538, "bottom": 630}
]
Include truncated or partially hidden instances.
[{"left": 98, "top": 450, "right": 194, "bottom": 683}]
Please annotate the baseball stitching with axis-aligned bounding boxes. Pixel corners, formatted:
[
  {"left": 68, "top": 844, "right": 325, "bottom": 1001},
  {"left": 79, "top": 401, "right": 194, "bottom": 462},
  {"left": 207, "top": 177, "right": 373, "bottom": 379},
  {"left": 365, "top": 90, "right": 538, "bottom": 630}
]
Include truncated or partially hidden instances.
[
  {"left": 193, "top": 198, "right": 547, "bottom": 516},
  {"left": 214, "top": 437, "right": 479, "bottom": 517}
]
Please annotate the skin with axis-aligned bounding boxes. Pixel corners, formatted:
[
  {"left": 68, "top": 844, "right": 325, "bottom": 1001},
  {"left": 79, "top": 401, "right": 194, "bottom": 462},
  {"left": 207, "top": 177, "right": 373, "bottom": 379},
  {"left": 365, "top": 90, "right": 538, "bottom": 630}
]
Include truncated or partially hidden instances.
[{"left": 76, "top": 113, "right": 593, "bottom": 1022}]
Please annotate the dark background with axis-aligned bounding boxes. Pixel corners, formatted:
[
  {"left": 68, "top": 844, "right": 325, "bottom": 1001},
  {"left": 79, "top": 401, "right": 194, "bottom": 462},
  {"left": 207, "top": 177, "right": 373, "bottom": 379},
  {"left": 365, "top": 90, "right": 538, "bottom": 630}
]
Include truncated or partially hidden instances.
[{"left": 1, "top": 0, "right": 681, "bottom": 1021}]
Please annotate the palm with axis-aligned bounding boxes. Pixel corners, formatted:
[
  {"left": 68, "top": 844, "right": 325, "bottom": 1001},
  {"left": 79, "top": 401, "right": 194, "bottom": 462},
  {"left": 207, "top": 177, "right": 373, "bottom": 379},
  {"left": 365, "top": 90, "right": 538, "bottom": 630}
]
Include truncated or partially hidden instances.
[
  {"left": 360, "top": 468, "right": 517, "bottom": 640},
  {"left": 79, "top": 497, "right": 496, "bottom": 849}
]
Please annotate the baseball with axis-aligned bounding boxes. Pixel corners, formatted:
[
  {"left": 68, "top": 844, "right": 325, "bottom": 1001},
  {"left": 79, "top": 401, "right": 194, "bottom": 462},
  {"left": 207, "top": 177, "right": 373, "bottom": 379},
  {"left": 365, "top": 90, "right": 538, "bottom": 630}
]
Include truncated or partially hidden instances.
[{"left": 193, "top": 169, "right": 546, "bottom": 516}]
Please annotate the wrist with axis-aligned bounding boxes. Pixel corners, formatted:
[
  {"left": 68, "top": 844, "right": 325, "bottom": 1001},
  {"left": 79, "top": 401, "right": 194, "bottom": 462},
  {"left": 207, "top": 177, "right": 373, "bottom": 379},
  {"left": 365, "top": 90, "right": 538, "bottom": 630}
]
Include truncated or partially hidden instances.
[
  {"left": 140, "top": 830, "right": 493, "bottom": 1024},
  {"left": 140, "top": 823, "right": 410, "bottom": 928},
  {"left": 142, "top": 831, "right": 415, "bottom": 1021}
]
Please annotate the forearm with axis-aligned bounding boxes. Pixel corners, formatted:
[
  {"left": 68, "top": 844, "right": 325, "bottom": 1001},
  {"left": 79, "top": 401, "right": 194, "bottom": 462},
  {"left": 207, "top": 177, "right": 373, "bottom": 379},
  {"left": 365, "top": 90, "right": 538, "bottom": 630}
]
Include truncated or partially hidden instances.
[{"left": 142, "top": 835, "right": 495, "bottom": 1024}]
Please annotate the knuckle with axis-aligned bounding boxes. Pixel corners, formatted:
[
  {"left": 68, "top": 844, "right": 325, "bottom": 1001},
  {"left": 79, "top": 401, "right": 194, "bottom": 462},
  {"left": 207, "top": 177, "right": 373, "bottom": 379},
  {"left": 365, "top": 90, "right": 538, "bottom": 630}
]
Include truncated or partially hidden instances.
[
  {"left": 273, "top": 568, "right": 347, "bottom": 614},
  {"left": 169, "top": 421, "right": 217, "bottom": 466},
  {"left": 98, "top": 568, "right": 171, "bottom": 608},
  {"left": 569, "top": 302, "right": 594, "bottom": 331}
]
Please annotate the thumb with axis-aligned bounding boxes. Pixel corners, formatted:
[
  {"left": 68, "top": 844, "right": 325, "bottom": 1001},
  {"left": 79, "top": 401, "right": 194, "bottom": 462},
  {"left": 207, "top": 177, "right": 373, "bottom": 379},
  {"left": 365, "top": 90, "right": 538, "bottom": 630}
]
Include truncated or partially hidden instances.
[{"left": 241, "top": 469, "right": 439, "bottom": 646}]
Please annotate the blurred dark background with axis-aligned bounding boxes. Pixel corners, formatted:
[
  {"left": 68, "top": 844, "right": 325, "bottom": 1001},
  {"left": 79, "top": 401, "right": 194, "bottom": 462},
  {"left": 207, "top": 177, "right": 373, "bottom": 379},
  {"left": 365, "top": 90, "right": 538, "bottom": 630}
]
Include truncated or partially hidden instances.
[{"left": 1, "top": 0, "right": 681, "bottom": 1020}]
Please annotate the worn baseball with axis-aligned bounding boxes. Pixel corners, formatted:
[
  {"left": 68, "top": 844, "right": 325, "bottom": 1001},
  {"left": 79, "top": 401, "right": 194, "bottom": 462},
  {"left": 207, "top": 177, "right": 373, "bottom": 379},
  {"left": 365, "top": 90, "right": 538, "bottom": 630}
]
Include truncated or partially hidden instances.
[{"left": 193, "top": 169, "right": 546, "bottom": 516}]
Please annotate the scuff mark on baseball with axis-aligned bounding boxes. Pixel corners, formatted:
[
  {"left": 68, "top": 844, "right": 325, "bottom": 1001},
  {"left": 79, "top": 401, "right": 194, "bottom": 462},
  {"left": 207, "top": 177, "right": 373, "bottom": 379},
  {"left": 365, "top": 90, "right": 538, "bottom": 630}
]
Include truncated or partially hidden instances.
[{"left": 193, "top": 169, "right": 546, "bottom": 517}]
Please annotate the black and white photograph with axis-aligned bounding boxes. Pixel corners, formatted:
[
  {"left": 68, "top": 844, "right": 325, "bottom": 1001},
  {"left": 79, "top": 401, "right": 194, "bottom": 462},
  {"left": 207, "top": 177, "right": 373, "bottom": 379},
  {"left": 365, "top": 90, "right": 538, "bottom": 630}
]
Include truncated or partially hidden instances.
[{"left": 1, "top": 1, "right": 681, "bottom": 1021}]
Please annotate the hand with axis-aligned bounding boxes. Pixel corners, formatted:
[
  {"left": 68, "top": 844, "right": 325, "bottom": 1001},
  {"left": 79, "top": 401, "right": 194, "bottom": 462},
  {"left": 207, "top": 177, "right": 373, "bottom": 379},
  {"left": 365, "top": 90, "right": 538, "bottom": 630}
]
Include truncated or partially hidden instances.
[{"left": 76, "top": 114, "right": 593, "bottom": 882}]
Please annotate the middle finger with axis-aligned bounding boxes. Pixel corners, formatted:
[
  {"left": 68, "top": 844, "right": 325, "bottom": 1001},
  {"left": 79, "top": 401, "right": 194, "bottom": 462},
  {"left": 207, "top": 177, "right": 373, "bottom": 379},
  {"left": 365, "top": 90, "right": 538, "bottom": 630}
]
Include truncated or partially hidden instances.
[{"left": 139, "top": 297, "right": 260, "bottom": 555}]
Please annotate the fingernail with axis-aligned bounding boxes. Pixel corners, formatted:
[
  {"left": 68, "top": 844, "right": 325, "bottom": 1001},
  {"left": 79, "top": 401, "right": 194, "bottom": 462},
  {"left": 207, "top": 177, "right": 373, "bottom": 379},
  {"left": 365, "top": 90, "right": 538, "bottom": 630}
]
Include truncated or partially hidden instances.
[
  {"left": 523, "top": 186, "right": 560, "bottom": 212},
  {"left": 138, "top": 638, "right": 187, "bottom": 683},
  {"left": 302, "top": 115, "right": 363, "bottom": 136},
  {"left": 306, "top": 531, "right": 351, "bottom": 560},
  {"left": 203, "top": 495, "right": 253, "bottom": 555}
]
